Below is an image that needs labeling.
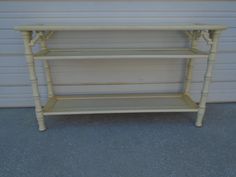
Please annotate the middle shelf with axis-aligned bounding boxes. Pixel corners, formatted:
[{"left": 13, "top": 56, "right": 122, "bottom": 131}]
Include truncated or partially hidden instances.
[{"left": 34, "top": 48, "right": 209, "bottom": 60}]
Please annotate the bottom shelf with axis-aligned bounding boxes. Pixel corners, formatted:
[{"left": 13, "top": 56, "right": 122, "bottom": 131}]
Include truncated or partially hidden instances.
[{"left": 43, "top": 93, "right": 198, "bottom": 115}]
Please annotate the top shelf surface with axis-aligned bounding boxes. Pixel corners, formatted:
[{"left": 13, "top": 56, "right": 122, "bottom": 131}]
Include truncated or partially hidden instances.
[{"left": 15, "top": 23, "right": 227, "bottom": 31}]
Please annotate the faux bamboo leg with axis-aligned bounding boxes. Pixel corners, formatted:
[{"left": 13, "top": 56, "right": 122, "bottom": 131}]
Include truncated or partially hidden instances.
[
  {"left": 39, "top": 37, "right": 54, "bottom": 98},
  {"left": 22, "top": 31, "right": 46, "bottom": 131},
  {"left": 195, "top": 30, "right": 222, "bottom": 127},
  {"left": 184, "top": 32, "right": 198, "bottom": 95},
  {"left": 43, "top": 61, "right": 54, "bottom": 98}
]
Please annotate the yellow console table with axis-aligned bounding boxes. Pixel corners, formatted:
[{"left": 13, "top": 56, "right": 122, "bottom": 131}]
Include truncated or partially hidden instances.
[{"left": 15, "top": 24, "right": 227, "bottom": 131}]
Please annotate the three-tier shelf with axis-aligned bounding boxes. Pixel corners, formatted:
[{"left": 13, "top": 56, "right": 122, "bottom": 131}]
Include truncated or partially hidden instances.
[{"left": 15, "top": 24, "right": 227, "bottom": 131}]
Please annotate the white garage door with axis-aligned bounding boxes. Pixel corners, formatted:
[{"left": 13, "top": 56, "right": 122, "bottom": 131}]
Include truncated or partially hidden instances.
[{"left": 0, "top": 1, "right": 236, "bottom": 107}]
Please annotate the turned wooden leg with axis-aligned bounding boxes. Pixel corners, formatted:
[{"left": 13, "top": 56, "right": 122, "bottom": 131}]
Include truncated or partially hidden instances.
[
  {"left": 39, "top": 36, "right": 54, "bottom": 98},
  {"left": 35, "top": 109, "right": 46, "bottom": 131},
  {"left": 22, "top": 31, "right": 46, "bottom": 131},
  {"left": 43, "top": 60, "right": 54, "bottom": 98},
  {"left": 195, "top": 30, "right": 222, "bottom": 127},
  {"left": 184, "top": 32, "right": 197, "bottom": 95}
]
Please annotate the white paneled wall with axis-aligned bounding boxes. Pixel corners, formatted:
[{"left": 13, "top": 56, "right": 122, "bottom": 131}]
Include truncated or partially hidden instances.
[{"left": 0, "top": 1, "right": 236, "bottom": 107}]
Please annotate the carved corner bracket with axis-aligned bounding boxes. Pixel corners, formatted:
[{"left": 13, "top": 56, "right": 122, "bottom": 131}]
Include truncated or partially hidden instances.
[
  {"left": 185, "top": 30, "right": 214, "bottom": 45},
  {"left": 29, "top": 31, "right": 54, "bottom": 47}
]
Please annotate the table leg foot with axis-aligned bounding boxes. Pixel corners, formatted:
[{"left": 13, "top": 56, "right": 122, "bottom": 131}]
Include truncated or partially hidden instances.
[
  {"left": 195, "top": 109, "right": 205, "bottom": 128},
  {"left": 39, "top": 125, "right": 47, "bottom": 131},
  {"left": 195, "top": 122, "right": 203, "bottom": 127},
  {"left": 37, "top": 115, "right": 47, "bottom": 131}
]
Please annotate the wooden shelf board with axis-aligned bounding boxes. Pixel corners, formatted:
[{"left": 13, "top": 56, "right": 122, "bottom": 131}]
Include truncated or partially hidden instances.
[
  {"left": 34, "top": 48, "right": 208, "bottom": 60},
  {"left": 43, "top": 93, "right": 199, "bottom": 116},
  {"left": 15, "top": 24, "right": 227, "bottom": 31}
]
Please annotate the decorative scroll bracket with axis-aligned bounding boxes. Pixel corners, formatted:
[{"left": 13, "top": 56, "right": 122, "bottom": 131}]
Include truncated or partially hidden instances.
[
  {"left": 185, "top": 30, "right": 213, "bottom": 45},
  {"left": 201, "top": 30, "right": 213, "bottom": 45},
  {"left": 29, "top": 31, "right": 54, "bottom": 47}
]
